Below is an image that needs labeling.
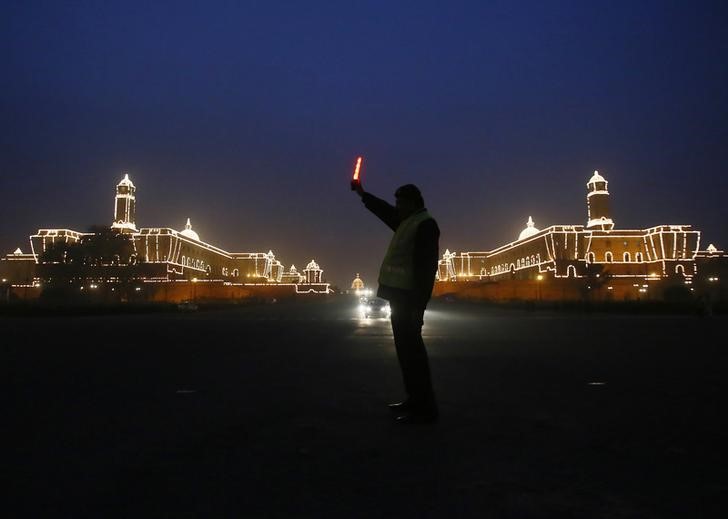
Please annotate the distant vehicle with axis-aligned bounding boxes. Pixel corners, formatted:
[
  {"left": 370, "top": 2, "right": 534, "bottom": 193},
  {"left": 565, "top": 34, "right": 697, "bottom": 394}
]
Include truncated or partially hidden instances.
[
  {"left": 178, "top": 300, "right": 199, "bottom": 312},
  {"left": 359, "top": 297, "right": 391, "bottom": 319}
]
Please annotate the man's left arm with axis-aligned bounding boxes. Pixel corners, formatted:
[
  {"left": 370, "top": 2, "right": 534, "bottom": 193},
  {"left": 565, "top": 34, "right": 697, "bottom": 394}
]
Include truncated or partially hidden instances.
[{"left": 413, "top": 219, "right": 440, "bottom": 306}]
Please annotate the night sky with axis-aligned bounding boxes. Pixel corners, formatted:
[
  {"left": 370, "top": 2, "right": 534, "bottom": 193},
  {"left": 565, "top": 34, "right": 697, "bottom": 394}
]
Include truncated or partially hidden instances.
[{"left": 2, "top": 1, "right": 727, "bottom": 287}]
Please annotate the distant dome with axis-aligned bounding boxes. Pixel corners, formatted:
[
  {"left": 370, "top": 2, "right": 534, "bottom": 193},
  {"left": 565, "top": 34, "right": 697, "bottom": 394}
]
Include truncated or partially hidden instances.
[
  {"left": 306, "top": 259, "right": 320, "bottom": 270},
  {"left": 707, "top": 244, "right": 718, "bottom": 253},
  {"left": 518, "top": 216, "right": 540, "bottom": 241},
  {"left": 587, "top": 170, "right": 606, "bottom": 185},
  {"left": 13, "top": 247, "right": 23, "bottom": 255},
  {"left": 180, "top": 218, "right": 200, "bottom": 241},
  {"left": 289, "top": 264, "right": 298, "bottom": 273},
  {"left": 351, "top": 273, "right": 364, "bottom": 290}
]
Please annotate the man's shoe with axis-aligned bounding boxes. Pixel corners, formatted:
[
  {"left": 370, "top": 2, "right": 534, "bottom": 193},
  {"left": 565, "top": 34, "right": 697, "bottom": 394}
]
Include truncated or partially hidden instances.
[
  {"left": 387, "top": 401, "right": 411, "bottom": 412},
  {"left": 394, "top": 411, "right": 438, "bottom": 425}
]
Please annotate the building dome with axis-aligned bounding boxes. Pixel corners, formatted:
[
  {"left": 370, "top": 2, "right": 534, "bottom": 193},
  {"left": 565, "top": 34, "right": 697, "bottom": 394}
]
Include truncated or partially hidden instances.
[
  {"left": 180, "top": 218, "right": 200, "bottom": 241},
  {"left": 351, "top": 273, "right": 364, "bottom": 290},
  {"left": 303, "top": 259, "right": 323, "bottom": 283},
  {"left": 518, "top": 216, "right": 540, "bottom": 241},
  {"left": 587, "top": 170, "right": 606, "bottom": 186}
]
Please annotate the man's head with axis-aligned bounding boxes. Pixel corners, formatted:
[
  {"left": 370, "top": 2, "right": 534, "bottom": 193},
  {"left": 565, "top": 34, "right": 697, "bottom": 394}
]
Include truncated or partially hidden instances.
[{"left": 395, "top": 184, "right": 425, "bottom": 219}]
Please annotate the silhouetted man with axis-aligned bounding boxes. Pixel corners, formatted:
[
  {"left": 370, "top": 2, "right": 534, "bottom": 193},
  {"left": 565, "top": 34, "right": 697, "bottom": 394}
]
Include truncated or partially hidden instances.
[{"left": 352, "top": 178, "right": 440, "bottom": 424}]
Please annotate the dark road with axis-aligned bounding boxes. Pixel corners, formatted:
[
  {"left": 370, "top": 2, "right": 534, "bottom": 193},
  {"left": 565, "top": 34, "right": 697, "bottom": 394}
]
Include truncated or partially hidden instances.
[{"left": 4, "top": 298, "right": 726, "bottom": 518}]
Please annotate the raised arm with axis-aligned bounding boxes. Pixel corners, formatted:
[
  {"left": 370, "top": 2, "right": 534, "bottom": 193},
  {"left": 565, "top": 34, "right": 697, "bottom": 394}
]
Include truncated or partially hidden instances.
[{"left": 351, "top": 180, "right": 400, "bottom": 231}]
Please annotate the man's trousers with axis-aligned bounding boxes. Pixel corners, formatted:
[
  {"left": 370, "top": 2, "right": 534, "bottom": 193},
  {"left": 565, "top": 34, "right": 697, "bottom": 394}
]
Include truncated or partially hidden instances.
[{"left": 389, "top": 301, "right": 437, "bottom": 412}]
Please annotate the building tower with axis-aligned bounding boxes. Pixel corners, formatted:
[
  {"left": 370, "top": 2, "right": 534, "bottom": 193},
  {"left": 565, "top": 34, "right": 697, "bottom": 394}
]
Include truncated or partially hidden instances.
[
  {"left": 111, "top": 173, "right": 137, "bottom": 232},
  {"left": 586, "top": 170, "right": 614, "bottom": 230}
]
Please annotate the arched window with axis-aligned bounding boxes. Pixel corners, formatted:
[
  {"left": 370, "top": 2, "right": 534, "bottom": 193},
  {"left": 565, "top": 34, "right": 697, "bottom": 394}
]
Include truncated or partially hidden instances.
[
  {"left": 232, "top": 269, "right": 239, "bottom": 277},
  {"left": 567, "top": 265, "right": 577, "bottom": 278},
  {"left": 675, "top": 264, "right": 685, "bottom": 275},
  {"left": 517, "top": 259, "right": 521, "bottom": 268},
  {"left": 531, "top": 255, "right": 536, "bottom": 265},
  {"left": 635, "top": 252, "right": 643, "bottom": 262},
  {"left": 623, "top": 252, "right": 631, "bottom": 262},
  {"left": 605, "top": 252, "right": 613, "bottom": 263},
  {"left": 587, "top": 252, "right": 596, "bottom": 263}
]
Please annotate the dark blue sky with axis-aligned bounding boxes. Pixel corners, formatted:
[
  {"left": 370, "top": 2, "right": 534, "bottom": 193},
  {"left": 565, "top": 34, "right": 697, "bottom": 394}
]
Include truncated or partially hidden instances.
[{"left": 2, "top": 0, "right": 727, "bottom": 286}]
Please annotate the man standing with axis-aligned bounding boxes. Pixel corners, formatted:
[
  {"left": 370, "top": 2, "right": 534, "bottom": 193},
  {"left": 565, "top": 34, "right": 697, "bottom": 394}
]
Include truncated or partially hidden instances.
[{"left": 352, "top": 178, "right": 440, "bottom": 424}]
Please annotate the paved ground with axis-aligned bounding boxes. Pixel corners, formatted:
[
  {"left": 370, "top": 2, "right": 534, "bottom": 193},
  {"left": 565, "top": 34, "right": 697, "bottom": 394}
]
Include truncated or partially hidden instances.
[{"left": 4, "top": 297, "right": 726, "bottom": 518}]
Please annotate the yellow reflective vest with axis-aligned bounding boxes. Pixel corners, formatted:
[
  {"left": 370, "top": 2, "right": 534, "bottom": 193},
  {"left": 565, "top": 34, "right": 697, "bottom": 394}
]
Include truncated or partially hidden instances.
[{"left": 378, "top": 209, "right": 434, "bottom": 290}]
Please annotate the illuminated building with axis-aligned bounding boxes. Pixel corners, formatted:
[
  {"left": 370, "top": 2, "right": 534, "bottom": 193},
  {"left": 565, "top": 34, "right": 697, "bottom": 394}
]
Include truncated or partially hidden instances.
[
  {"left": 112, "top": 173, "right": 137, "bottom": 232},
  {"left": 351, "top": 274, "right": 364, "bottom": 291},
  {"left": 436, "top": 171, "right": 726, "bottom": 301},
  {"left": 280, "top": 264, "right": 303, "bottom": 284},
  {"left": 303, "top": 260, "right": 323, "bottom": 284},
  {"left": 1, "top": 174, "right": 331, "bottom": 300},
  {"left": 347, "top": 273, "right": 372, "bottom": 297},
  {"left": 0, "top": 248, "right": 37, "bottom": 291}
]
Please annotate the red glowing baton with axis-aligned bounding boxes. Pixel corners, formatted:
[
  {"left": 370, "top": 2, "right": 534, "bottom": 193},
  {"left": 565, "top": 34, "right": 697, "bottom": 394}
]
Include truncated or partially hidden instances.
[{"left": 353, "top": 156, "right": 363, "bottom": 182}]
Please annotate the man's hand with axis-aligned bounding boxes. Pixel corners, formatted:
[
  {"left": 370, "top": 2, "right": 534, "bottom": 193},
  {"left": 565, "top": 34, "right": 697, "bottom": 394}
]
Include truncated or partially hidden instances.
[{"left": 351, "top": 179, "right": 364, "bottom": 196}]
